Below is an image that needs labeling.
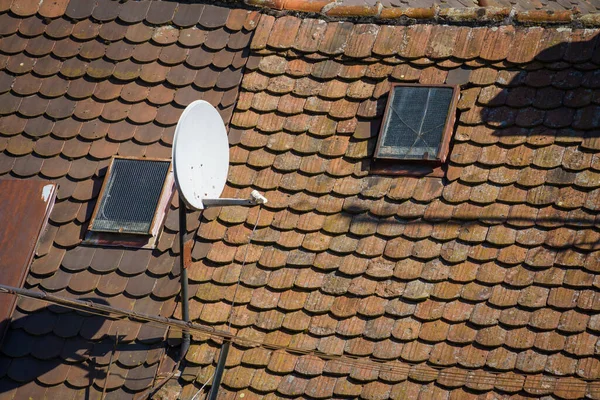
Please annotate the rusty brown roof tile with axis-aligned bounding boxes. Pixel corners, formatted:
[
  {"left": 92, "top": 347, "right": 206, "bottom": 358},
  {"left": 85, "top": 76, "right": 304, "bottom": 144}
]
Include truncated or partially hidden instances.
[
  {"left": 64, "top": 0, "right": 96, "bottom": 20},
  {"left": 12, "top": 153, "right": 43, "bottom": 177},
  {"left": 67, "top": 268, "right": 102, "bottom": 293},
  {"left": 70, "top": 21, "right": 98, "bottom": 42},
  {"left": 0, "top": 74, "right": 17, "bottom": 101},
  {"left": 18, "top": 16, "right": 45, "bottom": 38},
  {"left": 58, "top": 130, "right": 86, "bottom": 155},
  {"left": 39, "top": 157, "right": 70, "bottom": 181},
  {"left": 67, "top": 156, "right": 97, "bottom": 181},
  {"left": 549, "top": 168, "right": 581, "bottom": 191},
  {"left": 100, "top": 2, "right": 130, "bottom": 24},
  {"left": 4, "top": 133, "right": 35, "bottom": 157},
  {"left": 82, "top": 0, "right": 112, "bottom": 21},
  {"left": 298, "top": 154, "right": 326, "bottom": 175},
  {"left": 35, "top": 0, "right": 66, "bottom": 17},
  {"left": 29, "top": 246, "right": 64, "bottom": 276},
  {"left": 223, "top": 8, "right": 247, "bottom": 31},
  {"left": 0, "top": 13, "right": 20, "bottom": 37},
  {"left": 135, "top": 2, "right": 173, "bottom": 25},
  {"left": 193, "top": 5, "right": 227, "bottom": 30},
  {"left": 236, "top": 10, "right": 258, "bottom": 32},
  {"left": 563, "top": 331, "right": 597, "bottom": 357},
  {"left": 22, "top": 114, "right": 52, "bottom": 139},
  {"left": 44, "top": 19, "right": 72, "bottom": 41}
]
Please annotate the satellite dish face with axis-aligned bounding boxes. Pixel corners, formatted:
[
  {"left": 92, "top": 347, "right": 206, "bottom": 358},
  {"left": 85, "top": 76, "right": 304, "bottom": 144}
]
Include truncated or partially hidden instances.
[{"left": 172, "top": 100, "right": 229, "bottom": 210}]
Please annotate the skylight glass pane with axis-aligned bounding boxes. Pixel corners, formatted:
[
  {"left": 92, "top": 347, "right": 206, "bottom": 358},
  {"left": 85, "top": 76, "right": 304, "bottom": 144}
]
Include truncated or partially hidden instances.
[
  {"left": 91, "top": 159, "right": 170, "bottom": 235},
  {"left": 378, "top": 86, "right": 454, "bottom": 160}
]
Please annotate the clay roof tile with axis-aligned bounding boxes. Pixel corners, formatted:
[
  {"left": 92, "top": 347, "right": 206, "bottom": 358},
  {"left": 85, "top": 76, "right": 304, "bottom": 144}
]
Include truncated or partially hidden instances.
[
  {"left": 267, "top": 16, "right": 301, "bottom": 50},
  {"left": 0, "top": 12, "right": 21, "bottom": 37},
  {"left": 18, "top": 16, "right": 46, "bottom": 39},
  {"left": 203, "top": 29, "right": 230, "bottom": 51},
  {"left": 250, "top": 13, "right": 275, "bottom": 51},
  {"left": 74, "top": 40, "right": 105, "bottom": 60},
  {"left": 344, "top": 24, "right": 379, "bottom": 58},
  {"left": 64, "top": 0, "right": 96, "bottom": 20},
  {"left": 223, "top": 8, "right": 247, "bottom": 31}
]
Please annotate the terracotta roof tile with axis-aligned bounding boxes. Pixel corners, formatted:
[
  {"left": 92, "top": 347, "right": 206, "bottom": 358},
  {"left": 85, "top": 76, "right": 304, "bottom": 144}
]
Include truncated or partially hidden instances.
[
  {"left": 0, "top": 13, "right": 19, "bottom": 37},
  {"left": 24, "top": 82, "right": 55, "bottom": 107},
  {"left": 24, "top": 117, "right": 53, "bottom": 140},
  {"left": 223, "top": 8, "right": 248, "bottom": 31},
  {"left": 313, "top": 21, "right": 349, "bottom": 55},
  {"left": 267, "top": 16, "right": 301, "bottom": 50},
  {"left": 249, "top": 13, "right": 274, "bottom": 51},
  {"left": 166, "top": 2, "right": 201, "bottom": 27},
  {"left": 144, "top": 1, "right": 176, "bottom": 25},
  {"left": 342, "top": 24, "right": 379, "bottom": 58},
  {"left": 12, "top": 152, "right": 41, "bottom": 176},
  {"left": 370, "top": 26, "right": 405, "bottom": 57},
  {"left": 204, "top": 30, "right": 230, "bottom": 51},
  {"left": 495, "top": 249, "right": 526, "bottom": 274}
]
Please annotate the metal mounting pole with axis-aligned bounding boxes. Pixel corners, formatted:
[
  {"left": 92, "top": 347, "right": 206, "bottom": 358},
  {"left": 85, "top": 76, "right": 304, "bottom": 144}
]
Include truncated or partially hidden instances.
[
  {"left": 207, "top": 340, "right": 231, "bottom": 400},
  {"left": 179, "top": 195, "right": 190, "bottom": 360}
]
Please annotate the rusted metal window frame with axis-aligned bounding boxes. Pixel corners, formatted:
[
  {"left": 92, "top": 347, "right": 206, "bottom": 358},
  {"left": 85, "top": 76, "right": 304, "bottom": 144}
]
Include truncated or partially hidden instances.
[
  {"left": 371, "top": 83, "right": 460, "bottom": 178},
  {"left": 85, "top": 156, "right": 174, "bottom": 249}
]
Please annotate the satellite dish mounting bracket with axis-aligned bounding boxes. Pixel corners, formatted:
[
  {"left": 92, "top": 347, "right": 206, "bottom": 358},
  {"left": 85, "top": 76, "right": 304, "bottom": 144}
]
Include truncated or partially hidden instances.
[{"left": 202, "top": 190, "right": 268, "bottom": 208}]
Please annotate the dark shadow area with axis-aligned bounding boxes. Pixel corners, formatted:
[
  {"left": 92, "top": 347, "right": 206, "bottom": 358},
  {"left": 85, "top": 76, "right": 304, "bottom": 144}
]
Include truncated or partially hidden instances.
[
  {"left": 483, "top": 36, "right": 600, "bottom": 139},
  {"left": 0, "top": 298, "right": 169, "bottom": 398}
]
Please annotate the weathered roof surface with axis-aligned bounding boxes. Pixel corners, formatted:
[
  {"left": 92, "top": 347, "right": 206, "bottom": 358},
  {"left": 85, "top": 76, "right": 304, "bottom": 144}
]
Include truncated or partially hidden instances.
[
  {"left": 1, "top": 0, "right": 600, "bottom": 399},
  {"left": 0, "top": 0, "right": 257, "bottom": 398},
  {"left": 170, "top": 17, "right": 600, "bottom": 400},
  {"left": 244, "top": 0, "right": 600, "bottom": 25}
]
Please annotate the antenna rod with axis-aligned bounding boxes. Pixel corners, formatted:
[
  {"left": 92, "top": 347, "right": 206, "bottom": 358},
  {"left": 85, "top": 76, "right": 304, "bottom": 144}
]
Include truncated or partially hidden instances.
[{"left": 179, "top": 195, "right": 191, "bottom": 361}]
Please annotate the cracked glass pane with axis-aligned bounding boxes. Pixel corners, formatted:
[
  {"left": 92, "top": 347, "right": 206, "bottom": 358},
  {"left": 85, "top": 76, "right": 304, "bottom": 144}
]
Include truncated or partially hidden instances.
[{"left": 378, "top": 86, "right": 454, "bottom": 160}]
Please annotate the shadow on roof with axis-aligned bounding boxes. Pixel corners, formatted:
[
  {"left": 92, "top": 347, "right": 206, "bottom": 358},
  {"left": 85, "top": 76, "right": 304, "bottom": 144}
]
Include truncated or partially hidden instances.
[
  {"left": 0, "top": 298, "right": 168, "bottom": 398},
  {"left": 484, "top": 35, "right": 600, "bottom": 139}
]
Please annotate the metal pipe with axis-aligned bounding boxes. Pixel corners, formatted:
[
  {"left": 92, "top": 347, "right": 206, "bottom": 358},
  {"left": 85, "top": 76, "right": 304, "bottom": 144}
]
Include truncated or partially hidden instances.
[
  {"left": 179, "top": 196, "right": 191, "bottom": 361},
  {"left": 207, "top": 340, "right": 231, "bottom": 400}
]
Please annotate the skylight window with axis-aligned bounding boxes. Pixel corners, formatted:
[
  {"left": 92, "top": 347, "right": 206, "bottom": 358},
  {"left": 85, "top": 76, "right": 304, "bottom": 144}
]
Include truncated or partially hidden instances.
[
  {"left": 86, "top": 157, "right": 173, "bottom": 248},
  {"left": 91, "top": 158, "right": 171, "bottom": 234},
  {"left": 375, "top": 84, "right": 459, "bottom": 164}
]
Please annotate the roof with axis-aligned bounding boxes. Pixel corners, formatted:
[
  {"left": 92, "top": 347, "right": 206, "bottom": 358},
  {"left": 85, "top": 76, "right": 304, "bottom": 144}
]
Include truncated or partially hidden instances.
[
  {"left": 0, "top": 1, "right": 600, "bottom": 400},
  {"left": 170, "top": 17, "right": 600, "bottom": 400},
  {"left": 0, "top": 0, "right": 256, "bottom": 398}
]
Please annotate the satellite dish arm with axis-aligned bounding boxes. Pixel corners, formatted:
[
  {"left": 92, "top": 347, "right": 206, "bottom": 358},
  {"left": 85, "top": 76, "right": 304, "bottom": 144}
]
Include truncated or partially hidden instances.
[{"left": 202, "top": 190, "right": 268, "bottom": 208}]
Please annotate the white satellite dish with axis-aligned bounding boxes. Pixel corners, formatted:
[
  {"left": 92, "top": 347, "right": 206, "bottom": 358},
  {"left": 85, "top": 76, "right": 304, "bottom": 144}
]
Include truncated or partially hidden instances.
[{"left": 172, "top": 100, "right": 229, "bottom": 210}]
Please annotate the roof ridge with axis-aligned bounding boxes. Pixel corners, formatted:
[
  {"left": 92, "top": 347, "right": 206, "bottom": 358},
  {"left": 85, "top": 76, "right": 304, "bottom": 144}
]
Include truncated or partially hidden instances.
[{"left": 243, "top": 0, "right": 600, "bottom": 27}]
